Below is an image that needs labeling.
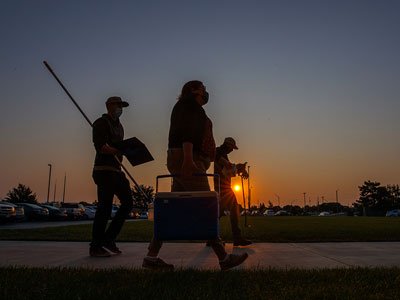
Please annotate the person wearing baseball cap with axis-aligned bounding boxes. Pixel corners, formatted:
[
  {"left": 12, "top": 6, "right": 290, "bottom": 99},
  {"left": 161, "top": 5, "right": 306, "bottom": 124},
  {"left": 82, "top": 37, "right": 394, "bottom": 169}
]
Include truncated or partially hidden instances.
[
  {"left": 90, "top": 96, "right": 133, "bottom": 257},
  {"left": 223, "top": 137, "right": 239, "bottom": 150},
  {"left": 105, "top": 96, "right": 129, "bottom": 108},
  {"left": 213, "top": 137, "right": 252, "bottom": 246}
]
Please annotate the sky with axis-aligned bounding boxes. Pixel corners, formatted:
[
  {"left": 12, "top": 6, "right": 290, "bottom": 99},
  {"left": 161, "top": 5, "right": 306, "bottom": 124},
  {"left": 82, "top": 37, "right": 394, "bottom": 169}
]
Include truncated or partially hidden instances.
[{"left": 1, "top": 0, "right": 400, "bottom": 207}]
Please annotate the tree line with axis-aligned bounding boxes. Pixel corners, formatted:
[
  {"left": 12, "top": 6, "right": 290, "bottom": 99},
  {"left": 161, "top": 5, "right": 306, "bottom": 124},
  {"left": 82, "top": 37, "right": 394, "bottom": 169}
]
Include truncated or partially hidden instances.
[
  {"left": 3, "top": 180, "right": 400, "bottom": 216},
  {"left": 2, "top": 183, "right": 154, "bottom": 209},
  {"left": 353, "top": 180, "right": 400, "bottom": 216}
]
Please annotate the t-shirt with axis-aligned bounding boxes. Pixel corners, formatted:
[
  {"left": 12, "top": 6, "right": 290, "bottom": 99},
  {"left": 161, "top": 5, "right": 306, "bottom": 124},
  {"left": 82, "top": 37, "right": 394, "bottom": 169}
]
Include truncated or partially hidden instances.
[
  {"left": 168, "top": 98, "right": 215, "bottom": 160},
  {"left": 92, "top": 114, "right": 124, "bottom": 169},
  {"left": 201, "top": 116, "right": 216, "bottom": 161}
]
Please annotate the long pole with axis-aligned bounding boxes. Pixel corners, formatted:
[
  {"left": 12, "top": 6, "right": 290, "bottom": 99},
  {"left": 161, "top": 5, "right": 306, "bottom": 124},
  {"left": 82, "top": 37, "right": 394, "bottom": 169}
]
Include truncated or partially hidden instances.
[
  {"left": 43, "top": 61, "right": 148, "bottom": 201},
  {"left": 241, "top": 176, "right": 247, "bottom": 227},
  {"left": 47, "top": 164, "right": 52, "bottom": 203}
]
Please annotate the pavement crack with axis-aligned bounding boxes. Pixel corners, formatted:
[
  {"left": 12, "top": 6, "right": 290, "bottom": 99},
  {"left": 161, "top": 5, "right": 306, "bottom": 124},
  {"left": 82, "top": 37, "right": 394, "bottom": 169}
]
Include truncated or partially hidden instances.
[{"left": 289, "top": 243, "right": 355, "bottom": 267}]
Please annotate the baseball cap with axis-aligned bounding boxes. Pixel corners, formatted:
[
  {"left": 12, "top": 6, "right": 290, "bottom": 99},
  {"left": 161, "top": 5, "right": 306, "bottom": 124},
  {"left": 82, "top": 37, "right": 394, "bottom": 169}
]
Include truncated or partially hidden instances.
[
  {"left": 105, "top": 96, "right": 129, "bottom": 107},
  {"left": 224, "top": 137, "right": 238, "bottom": 150}
]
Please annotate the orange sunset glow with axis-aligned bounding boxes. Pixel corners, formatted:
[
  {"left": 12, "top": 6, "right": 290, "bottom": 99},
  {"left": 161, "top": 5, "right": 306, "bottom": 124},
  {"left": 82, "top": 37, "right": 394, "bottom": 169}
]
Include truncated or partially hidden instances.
[{"left": 1, "top": 1, "right": 400, "bottom": 210}]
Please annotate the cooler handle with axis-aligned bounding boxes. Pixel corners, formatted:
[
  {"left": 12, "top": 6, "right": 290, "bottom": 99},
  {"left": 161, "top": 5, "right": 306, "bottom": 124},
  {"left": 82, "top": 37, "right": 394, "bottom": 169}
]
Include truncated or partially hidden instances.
[{"left": 156, "top": 173, "right": 220, "bottom": 194}]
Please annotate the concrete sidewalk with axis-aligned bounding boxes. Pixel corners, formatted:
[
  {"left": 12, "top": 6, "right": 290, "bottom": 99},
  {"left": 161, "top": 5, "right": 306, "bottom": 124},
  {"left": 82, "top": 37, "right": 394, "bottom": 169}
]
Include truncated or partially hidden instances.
[{"left": 1, "top": 241, "right": 399, "bottom": 270}]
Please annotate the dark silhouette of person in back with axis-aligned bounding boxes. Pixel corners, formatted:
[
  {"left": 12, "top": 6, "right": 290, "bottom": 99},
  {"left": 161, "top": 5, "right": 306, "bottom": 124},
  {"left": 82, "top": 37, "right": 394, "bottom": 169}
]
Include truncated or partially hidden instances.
[
  {"left": 142, "top": 80, "right": 248, "bottom": 270},
  {"left": 213, "top": 137, "right": 252, "bottom": 246},
  {"left": 90, "top": 96, "right": 134, "bottom": 257}
]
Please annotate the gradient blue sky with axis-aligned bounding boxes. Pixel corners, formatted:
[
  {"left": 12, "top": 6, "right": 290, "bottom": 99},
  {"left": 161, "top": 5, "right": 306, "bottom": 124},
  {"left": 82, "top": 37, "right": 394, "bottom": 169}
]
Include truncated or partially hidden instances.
[{"left": 1, "top": 0, "right": 399, "bottom": 206}]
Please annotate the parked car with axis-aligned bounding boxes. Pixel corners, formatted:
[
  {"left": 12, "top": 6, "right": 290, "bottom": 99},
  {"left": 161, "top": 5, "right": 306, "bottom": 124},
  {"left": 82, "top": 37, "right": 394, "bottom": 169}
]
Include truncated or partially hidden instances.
[
  {"left": 17, "top": 203, "right": 49, "bottom": 220},
  {"left": 41, "top": 205, "right": 68, "bottom": 221},
  {"left": 274, "top": 210, "right": 291, "bottom": 216},
  {"left": 385, "top": 209, "right": 400, "bottom": 217},
  {"left": 2, "top": 202, "right": 24, "bottom": 222},
  {"left": 263, "top": 209, "right": 275, "bottom": 217},
  {"left": 0, "top": 202, "right": 16, "bottom": 223},
  {"left": 60, "top": 203, "right": 85, "bottom": 220},
  {"left": 83, "top": 206, "right": 97, "bottom": 220},
  {"left": 318, "top": 211, "right": 331, "bottom": 217},
  {"left": 129, "top": 210, "right": 140, "bottom": 219},
  {"left": 110, "top": 205, "right": 119, "bottom": 219},
  {"left": 139, "top": 211, "right": 148, "bottom": 219}
]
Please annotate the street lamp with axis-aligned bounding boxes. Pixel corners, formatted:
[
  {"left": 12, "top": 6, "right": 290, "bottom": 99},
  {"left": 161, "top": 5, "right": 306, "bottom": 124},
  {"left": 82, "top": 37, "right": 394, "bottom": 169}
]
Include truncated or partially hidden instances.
[
  {"left": 47, "top": 164, "right": 52, "bottom": 203},
  {"left": 62, "top": 173, "right": 66, "bottom": 203},
  {"left": 336, "top": 189, "right": 339, "bottom": 213}
]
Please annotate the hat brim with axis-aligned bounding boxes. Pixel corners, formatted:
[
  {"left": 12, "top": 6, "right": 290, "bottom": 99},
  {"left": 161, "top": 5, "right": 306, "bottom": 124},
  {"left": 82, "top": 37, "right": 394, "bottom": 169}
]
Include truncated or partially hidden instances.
[
  {"left": 121, "top": 101, "right": 129, "bottom": 107},
  {"left": 233, "top": 146, "right": 239, "bottom": 150}
]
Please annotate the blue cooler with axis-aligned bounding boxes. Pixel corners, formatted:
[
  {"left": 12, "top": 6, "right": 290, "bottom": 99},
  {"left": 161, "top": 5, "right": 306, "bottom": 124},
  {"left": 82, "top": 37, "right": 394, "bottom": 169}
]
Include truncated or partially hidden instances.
[{"left": 154, "top": 174, "right": 220, "bottom": 240}]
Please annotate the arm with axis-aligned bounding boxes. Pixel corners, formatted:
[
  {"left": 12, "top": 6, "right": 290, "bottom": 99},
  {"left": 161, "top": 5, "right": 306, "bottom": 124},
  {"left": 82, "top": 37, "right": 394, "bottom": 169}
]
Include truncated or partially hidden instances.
[
  {"left": 93, "top": 118, "right": 120, "bottom": 155},
  {"left": 100, "top": 143, "right": 120, "bottom": 155},
  {"left": 181, "top": 142, "right": 201, "bottom": 177},
  {"left": 236, "top": 162, "right": 248, "bottom": 178},
  {"left": 218, "top": 157, "right": 234, "bottom": 170}
]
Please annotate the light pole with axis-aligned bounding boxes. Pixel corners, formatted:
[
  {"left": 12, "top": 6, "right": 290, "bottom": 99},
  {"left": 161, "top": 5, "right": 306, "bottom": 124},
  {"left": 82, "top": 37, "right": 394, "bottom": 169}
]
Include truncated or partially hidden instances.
[
  {"left": 53, "top": 180, "right": 57, "bottom": 202},
  {"left": 336, "top": 189, "right": 339, "bottom": 213},
  {"left": 247, "top": 165, "right": 251, "bottom": 214},
  {"left": 62, "top": 173, "right": 66, "bottom": 203},
  {"left": 303, "top": 192, "right": 306, "bottom": 212},
  {"left": 47, "top": 164, "right": 52, "bottom": 203}
]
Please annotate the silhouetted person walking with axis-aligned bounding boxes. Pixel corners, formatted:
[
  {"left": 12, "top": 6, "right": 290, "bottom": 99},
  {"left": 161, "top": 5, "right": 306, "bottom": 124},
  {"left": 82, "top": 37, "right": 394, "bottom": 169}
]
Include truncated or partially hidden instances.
[
  {"left": 142, "top": 81, "right": 248, "bottom": 270},
  {"left": 213, "top": 137, "right": 252, "bottom": 246},
  {"left": 90, "top": 96, "right": 134, "bottom": 257}
]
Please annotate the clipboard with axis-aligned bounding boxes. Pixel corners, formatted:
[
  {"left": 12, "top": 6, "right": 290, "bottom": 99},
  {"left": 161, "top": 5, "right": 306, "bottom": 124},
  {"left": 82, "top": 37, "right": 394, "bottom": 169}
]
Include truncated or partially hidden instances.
[{"left": 113, "top": 137, "right": 154, "bottom": 167}]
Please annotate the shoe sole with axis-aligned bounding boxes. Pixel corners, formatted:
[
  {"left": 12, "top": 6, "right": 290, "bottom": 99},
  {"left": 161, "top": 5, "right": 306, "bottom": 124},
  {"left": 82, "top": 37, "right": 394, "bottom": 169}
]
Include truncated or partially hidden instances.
[
  {"left": 221, "top": 253, "right": 248, "bottom": 271},
  {"left": 103, "top": 248, "right": 122, "bottom": 254}
]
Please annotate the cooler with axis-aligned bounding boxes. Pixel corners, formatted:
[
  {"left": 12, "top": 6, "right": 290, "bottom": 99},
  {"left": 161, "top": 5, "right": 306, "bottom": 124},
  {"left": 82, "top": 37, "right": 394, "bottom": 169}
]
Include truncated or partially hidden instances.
[{"left": 153, "top": 174, "right": 220, "bottom": 240}]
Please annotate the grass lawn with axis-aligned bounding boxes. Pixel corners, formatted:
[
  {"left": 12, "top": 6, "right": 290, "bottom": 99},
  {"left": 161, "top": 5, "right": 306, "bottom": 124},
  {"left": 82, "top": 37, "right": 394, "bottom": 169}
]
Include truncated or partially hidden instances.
[
  {"left": 1, "top": 267, "right": 399, "bottom": 300},
  {"left": 0, "top": 217, "right": 399, "bottom": 242}
]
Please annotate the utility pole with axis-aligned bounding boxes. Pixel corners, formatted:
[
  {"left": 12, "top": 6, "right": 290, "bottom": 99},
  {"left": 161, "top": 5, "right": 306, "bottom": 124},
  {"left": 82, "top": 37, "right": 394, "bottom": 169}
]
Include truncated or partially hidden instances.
[
  {"left": 62, "top": 173, "right": 66, "bottom": 203},
  {"left": 47, "top": 164, "right": 52, "bottom": 203},
  {"left": 303, "top": 192, "right": 306, "bottom": 212},
  {"left": 336, "top": 189, "right": 339, "bottom": 213},
  {"left": 53, "top": 180, "right": 57, "bottom": 202},
  {"left": 247, "top": 165, "right": 251, "bottom": 214}
]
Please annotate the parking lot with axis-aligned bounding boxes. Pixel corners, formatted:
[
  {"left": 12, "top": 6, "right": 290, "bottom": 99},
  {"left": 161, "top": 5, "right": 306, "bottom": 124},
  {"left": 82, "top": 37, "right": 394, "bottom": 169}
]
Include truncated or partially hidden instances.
[{"left": 0, "top": 218, "right": 142, "bottom": 229}]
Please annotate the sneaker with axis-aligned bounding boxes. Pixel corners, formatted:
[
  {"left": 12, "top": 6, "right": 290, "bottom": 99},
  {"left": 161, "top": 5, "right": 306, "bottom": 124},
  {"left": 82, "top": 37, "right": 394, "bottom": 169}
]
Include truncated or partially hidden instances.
[
  {"left": 142, "top": 257, "right": 174, "bottom": 270},
  {"left": 219, "top": 253, "right": 248, "bottom": 271},
  {"left": 233, "top": 238, "right": 252, "bottom": 247},
  {"left": 89, "top": 246, "right": 111, "bottom": 257},
  {"left": 103, "top": 242, "right": 122, "bottom": 254}
]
